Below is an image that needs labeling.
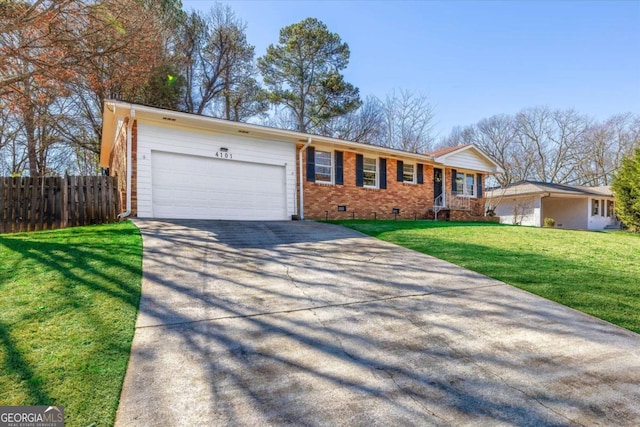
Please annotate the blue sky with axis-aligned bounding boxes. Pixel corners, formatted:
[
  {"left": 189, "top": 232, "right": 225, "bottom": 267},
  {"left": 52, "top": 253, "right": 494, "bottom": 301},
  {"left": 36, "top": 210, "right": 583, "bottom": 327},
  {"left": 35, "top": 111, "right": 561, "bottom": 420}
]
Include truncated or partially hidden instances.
[{"left": 181, "top": 0, "right": 640, "bottom": 138}]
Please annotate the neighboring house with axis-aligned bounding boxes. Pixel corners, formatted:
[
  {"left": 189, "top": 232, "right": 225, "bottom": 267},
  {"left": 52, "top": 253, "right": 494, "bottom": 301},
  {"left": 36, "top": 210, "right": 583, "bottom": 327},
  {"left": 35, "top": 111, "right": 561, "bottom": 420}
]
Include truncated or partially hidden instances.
[
  {"left": 100, "top": 100, "right": 502, "bottom": 221},
  {"left": 485, "top": 181, "right": 618, "bottom": 230}
]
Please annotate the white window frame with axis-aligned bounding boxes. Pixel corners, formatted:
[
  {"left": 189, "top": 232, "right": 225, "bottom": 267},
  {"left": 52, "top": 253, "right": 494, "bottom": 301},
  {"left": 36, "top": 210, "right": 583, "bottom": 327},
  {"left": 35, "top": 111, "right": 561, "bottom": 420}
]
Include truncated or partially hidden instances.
[
  {"left": 591, "top": 198, "right": 599, "bottom": 216},
  {"left": 363, "top": 156, "right": 378, "bottom": 188},
  {"left": 456, "top": 171, "right": 476, "bottom": 197},
  {"left": 315, "top": 150, "right": 333, "bottom": 184},
  {"left": 606, "top": 200, "right": 614, "bottom": 217},
  {"left": 403, "top": 163, "right": 416, "bottom": 184}
]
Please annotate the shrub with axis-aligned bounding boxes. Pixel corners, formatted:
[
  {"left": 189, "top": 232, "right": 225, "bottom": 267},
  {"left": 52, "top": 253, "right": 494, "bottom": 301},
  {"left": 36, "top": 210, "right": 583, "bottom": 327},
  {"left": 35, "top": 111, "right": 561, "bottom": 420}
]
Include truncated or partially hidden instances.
[
  {"left": 544, "top": 217, "right": 556, "bottom": 227},
  {"left": 612, "top": 148, "right": 640, "bottom": 232}
]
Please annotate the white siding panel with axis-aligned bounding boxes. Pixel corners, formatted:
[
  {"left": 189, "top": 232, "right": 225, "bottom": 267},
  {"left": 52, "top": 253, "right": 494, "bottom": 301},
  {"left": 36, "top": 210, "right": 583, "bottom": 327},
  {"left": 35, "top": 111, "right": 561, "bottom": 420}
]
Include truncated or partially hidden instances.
[
  {"left": 136, "top": 121, "right": 296, "bottom": 219},
  {"left": 493, "top": 196, "right": 539, "bottom": 226},
  {"left": 443, "top": 150, "right": 495, "bottom": 172}
]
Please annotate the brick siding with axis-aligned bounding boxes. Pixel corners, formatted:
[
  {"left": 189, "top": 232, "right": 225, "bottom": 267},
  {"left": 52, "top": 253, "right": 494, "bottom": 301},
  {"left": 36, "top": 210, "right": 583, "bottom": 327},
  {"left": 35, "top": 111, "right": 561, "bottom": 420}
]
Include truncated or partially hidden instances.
[
  {"left": 108, "top": 119, "right": 138, "bottom": 216},
  {"left": 301, "top": 148, "right": 436, "bottom": 220},
  {"left": 300, "top": 146, "right": 488, "bottom": 221}
]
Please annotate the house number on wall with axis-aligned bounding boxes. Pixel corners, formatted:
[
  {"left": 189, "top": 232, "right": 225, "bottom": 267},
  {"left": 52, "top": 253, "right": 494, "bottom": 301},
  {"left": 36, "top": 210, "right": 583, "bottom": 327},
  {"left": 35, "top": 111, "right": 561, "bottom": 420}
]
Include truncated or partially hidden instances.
[{"left": 215, "top": 151, "right": 233, "bottom": 159}]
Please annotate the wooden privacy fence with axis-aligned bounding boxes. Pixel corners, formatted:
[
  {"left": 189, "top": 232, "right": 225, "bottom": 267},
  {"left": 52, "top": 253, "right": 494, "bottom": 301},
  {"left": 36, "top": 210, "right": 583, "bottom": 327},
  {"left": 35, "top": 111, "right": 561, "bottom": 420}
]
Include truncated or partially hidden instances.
[{"left": 0, "top": 176, "right": 121, "bottom": 233}]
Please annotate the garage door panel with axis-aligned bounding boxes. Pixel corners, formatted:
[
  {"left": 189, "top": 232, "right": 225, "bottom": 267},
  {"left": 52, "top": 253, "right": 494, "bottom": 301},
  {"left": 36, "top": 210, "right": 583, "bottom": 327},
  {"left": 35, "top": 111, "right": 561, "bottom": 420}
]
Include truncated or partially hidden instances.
[{"left": 151, "top": 151, "right": 287, "bottom": 220}]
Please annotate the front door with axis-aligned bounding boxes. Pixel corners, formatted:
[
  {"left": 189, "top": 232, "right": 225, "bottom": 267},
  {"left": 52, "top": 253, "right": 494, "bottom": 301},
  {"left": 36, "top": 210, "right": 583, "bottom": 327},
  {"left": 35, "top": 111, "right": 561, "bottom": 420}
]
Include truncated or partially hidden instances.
[{"left": 434, "top": 168, "right": 443, "bottom": 205}]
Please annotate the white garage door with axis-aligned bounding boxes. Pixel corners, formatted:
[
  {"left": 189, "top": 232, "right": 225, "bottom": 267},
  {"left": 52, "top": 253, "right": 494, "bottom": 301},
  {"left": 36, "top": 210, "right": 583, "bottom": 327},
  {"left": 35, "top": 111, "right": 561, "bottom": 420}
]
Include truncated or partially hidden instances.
[{"left": 151, "top": 151, "right": 287, "bottom": 220}]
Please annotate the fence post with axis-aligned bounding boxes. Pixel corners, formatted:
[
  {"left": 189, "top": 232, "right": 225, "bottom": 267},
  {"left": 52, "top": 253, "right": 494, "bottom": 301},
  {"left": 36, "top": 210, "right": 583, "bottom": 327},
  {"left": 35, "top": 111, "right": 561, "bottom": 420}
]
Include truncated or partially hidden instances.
[{"left": 61, "top": 175, "right": 68, "bottom": 229}]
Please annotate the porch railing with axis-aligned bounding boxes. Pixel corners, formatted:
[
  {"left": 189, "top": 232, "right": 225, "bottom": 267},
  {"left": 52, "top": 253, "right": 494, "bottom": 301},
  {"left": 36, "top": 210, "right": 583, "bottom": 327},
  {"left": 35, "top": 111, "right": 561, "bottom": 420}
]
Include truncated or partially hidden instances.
[{"left": 433, "top": 192, "right": 472, "bottom": 211}]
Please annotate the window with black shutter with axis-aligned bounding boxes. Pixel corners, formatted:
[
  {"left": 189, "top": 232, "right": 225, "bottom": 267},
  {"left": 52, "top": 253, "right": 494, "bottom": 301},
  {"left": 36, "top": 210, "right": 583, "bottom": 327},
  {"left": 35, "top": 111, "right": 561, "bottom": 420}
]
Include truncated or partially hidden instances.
[
  {"left": 306, "top": 146, "right": 315, "bottom": 182},
  {"left": 355, "top": 154, "right": 364, "bottom": 187},
  {"left": 335, "top": 151, "right": 344, "bottom": 185},
  {"left": 397, "top": 160, "right": 404, "bottom": 182},
  {"left": 379, "top": 158, "right": 387, "bottom": 189}
]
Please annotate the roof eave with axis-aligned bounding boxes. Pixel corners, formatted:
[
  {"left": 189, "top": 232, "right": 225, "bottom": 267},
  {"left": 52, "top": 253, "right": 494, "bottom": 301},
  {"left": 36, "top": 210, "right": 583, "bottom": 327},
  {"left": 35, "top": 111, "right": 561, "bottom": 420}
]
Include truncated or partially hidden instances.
[{"left": 101, "top": 100, "right": 437, "bottom": 164}]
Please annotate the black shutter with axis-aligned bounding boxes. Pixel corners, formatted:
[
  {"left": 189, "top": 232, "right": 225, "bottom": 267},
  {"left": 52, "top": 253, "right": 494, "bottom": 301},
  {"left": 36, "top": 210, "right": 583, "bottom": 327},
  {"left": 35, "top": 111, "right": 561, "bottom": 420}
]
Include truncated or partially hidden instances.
[
  {"left": 417, "top": 163, "right": 424, "bottom": 184},
  {"left": 477, "top": 173, "right": 483, "bottom": 198},
  {"left": 355, "top": 154, "right": 364, "bottom": 187},
  {"left": 379, "top": 158, "right": 387, "bottom": 189},
  {"left": 397, "top": 160, "right": 404, "bottom": 182},
  {"left": 306, "top": 146, "right": 315, "bottom": 182},
  {"left": 335, "top": 151, "right": 344, "bottom": 185},
  {"left": 451, "top": 169, "right": 457, "bottom": 193}
]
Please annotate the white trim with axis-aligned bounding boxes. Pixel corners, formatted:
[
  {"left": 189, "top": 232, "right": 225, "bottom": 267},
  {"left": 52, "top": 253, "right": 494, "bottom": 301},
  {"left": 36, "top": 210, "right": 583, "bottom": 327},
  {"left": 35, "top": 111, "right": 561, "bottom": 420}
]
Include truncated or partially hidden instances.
[
  {"left": 363, "top": 156, "right": 378, "bottom": 189},
  {"left": 454, "top": 170, "right": 478, "bottom": 198},
  {"left": 314, "top": 149, "right": 333, "bottom": 184},
  {"left": 401, "top": 162, "right": 416, "bottom": 184}
]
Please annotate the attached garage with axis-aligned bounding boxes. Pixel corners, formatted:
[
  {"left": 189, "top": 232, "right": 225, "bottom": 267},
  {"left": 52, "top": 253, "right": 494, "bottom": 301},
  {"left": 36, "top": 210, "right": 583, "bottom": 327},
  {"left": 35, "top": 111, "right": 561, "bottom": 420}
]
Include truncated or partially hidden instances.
[
  {"left": 99, "top": 103, "right": 298, "bottom": 221},
  {"left": 150, "top": 151, "right": 287, "bottom": 220}
]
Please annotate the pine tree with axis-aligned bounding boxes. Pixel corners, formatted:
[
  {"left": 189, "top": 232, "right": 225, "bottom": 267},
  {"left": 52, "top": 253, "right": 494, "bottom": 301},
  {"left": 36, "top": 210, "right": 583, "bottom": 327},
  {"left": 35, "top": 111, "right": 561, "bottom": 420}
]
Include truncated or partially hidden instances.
[{"left": 257, "top": 18, "right": 361, "bottom": 133}]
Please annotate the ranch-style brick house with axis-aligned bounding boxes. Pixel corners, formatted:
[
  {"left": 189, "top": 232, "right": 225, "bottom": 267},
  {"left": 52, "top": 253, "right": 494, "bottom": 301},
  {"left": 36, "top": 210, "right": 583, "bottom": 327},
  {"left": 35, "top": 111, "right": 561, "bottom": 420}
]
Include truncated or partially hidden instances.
[{"left": 100, "top": 100, "right": 503, "bottom": 221}]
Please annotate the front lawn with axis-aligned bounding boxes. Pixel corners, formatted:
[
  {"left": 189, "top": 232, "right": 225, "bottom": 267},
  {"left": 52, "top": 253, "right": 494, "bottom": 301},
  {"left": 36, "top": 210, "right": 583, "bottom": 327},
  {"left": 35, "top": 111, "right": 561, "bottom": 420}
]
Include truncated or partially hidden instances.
[
  {"left": 331, "top": 220, "right": 640, "bottom": 334},
  {"left": 0, "top": 221, "right": 143, "bottom": 426}
]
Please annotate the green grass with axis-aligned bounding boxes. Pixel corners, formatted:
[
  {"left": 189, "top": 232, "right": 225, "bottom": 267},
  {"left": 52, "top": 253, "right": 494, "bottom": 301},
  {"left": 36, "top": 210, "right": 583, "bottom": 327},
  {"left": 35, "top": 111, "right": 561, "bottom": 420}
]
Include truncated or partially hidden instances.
[
  {"left": 0, "top": 221, "right": 143, "bottom": 426},
  {"left": 330, "top": 220, "right": 640, "bottom": 334}
]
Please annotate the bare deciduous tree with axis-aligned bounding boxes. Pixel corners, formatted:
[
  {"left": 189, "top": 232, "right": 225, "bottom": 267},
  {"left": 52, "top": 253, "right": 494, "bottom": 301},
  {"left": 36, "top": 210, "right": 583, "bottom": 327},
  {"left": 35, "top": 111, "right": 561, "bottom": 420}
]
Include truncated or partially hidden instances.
[
  {"left": 320, "top": 96, "right": 384, "bottom": 142},
  {"left": 180, "top": 5, "right": 258, "bottom": 117},
  {"left": 380, "top": 89, "right": 435, "bottom": 153},
  {"left": 576, "top": 113, "right": 640, "bottom": 185},
  {"left": 439, "top": 106, "right": 636, "bottom": 187},
  {"left": 1, "top": 0, "right": 181, "bottom": 176}
]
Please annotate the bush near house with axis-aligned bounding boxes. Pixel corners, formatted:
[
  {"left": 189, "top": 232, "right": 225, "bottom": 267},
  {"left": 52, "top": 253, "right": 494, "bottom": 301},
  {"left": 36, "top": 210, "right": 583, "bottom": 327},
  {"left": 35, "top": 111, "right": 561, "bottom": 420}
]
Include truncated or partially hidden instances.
[
  {"left": 0, "top": 222, "right": 142, "bottom": 427},
  {"left": 544, "top": 217, "right": 555, "bottom": 227},
  {"left": 612, "top": 148, "right": 640, "bottom": 232},
  {"left": 332, "top": 220, "right": 640, "bottom": 334}
]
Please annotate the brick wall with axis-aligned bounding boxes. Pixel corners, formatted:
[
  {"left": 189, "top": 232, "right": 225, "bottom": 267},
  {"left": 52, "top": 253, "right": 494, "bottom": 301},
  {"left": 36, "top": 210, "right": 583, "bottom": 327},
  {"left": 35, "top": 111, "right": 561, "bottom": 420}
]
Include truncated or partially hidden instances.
[
  {"left": 108, "top": 119, "right": 138, "bottom": 216},
  {"left": 300, "top": 147, "right": 489, "bottom": 221},
  {"left": 301, "top": 148, "right": 436, "bottom": 220}
]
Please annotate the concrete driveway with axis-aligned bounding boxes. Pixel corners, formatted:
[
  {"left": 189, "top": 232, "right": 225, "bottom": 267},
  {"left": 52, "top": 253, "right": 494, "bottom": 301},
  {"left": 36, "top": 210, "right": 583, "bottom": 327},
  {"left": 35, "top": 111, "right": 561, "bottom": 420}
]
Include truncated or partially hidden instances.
[{"left": 116, "top": 220, "right": 640, "bottom": 426}]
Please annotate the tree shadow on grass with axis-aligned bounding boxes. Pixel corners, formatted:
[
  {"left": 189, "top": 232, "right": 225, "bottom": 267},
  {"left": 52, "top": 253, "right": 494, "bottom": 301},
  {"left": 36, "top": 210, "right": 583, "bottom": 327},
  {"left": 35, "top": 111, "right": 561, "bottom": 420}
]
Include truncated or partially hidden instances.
[{"left": 0, "top": 223, "right": 142, "bottom": 425}]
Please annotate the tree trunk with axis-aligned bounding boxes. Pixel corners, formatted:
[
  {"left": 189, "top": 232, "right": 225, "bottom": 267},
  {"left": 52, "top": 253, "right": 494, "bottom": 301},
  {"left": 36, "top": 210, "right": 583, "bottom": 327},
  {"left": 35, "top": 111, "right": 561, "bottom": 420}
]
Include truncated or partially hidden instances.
[{"left": 24, "top": 106, "right": 40, "bottom": 177}]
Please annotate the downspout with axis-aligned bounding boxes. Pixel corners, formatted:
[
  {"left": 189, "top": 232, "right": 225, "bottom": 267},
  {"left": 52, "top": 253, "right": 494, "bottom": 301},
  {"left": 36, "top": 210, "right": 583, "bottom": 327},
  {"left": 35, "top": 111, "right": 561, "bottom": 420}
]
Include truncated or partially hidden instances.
[
  {"left": 539, "top": 192, "right": 550, "bottom": 227},
  {"left": 298, "top": 137, "right": 312, "bottom": 220},
  {"left": 118, "top": 109, "right": 135, "bottom": 220}
]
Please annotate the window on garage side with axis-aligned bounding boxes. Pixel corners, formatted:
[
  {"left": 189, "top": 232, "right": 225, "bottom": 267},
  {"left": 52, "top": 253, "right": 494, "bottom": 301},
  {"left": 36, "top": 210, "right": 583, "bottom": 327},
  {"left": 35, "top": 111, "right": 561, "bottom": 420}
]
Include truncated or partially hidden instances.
[
  {"left": 315, "top": 150, "right": 332, "bottom": 183},
  {"left": 403, "top": 163, "right": 415, "bottom": 183},
  {"left": 363, "top": 157, "right": 377, "bottom": 188}
]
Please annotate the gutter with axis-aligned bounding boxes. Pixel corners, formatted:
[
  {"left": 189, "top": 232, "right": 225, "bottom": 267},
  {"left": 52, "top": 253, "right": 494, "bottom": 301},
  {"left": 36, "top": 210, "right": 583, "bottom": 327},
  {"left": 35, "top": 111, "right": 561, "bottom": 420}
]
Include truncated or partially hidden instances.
[
  {"left": 117, "top": 108, "right": 136, "bottom": 220},
  {"left": 298, "top": 137, "right": 312, "bottom": 220}
]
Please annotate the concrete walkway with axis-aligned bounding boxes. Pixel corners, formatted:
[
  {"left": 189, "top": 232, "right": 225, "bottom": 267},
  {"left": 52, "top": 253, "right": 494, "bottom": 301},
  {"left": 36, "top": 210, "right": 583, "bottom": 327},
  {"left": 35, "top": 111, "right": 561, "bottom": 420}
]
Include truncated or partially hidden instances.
[{"left": 116, "top": 220, "right": 640, "bottom": 426}]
